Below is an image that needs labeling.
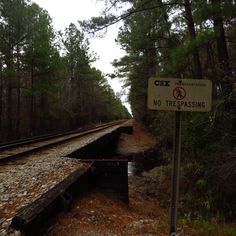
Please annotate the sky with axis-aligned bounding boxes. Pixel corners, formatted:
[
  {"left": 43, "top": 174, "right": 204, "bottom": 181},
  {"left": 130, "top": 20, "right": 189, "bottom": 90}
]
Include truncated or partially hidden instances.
[{"left": 32, "top": 0, "right": 130, "bottom": 112}]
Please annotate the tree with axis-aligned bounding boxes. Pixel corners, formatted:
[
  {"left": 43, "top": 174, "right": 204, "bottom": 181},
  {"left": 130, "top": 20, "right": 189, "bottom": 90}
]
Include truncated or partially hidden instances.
[
  {"left": 0, "top": 0, "right": 28, "bottom": 139},
  {"left": 211, "top": 0, "right": 232, "bottom": 97},
  {"left": 61, "top": 23, "right": 93, "bottom": 126},
  {"left": 24, "top": 3, "right": 59, "bottom": 134}
]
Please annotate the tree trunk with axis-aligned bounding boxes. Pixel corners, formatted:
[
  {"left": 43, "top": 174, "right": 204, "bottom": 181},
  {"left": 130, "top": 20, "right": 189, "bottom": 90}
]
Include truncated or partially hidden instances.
[
  {"left": 39, "top": 95, "right": 49, "bottom": 133},
  {"left": 211, "top": 0, "right": 231, "bottom": 97},
  {"left": 184, "top": 0, "right": 203, "bottom": 79},
  {"left": 0, "top": 60, "right": 3, "bottom": 142},
  {"left": 30, "top": 63, "right": 36, "bottom": 136},
  {"left": 7, "top": 84, "right": 13, "bottom": 140},
  {"left": 6, "top": 55, "right": 13, "bottom": 140},
  {"left": 16, "top": 45, "right": 21, "bottom": 139}
]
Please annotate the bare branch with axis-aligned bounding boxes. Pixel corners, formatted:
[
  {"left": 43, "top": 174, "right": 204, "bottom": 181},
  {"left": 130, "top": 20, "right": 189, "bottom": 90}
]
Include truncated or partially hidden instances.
[{"left": 86, "top": 0, "right": 180, "bottom": 34}]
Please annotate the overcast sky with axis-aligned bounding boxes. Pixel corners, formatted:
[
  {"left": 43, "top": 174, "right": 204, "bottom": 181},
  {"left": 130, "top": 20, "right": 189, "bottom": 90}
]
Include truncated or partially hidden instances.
[{"left": 32, "top": 0, "right": 130, "bottom": 111}]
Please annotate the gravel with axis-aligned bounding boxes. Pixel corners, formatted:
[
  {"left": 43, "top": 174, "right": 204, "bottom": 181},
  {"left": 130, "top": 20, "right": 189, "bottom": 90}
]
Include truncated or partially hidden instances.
[{"left": 0, "top": 125, "right": 121, "bottom": 235}]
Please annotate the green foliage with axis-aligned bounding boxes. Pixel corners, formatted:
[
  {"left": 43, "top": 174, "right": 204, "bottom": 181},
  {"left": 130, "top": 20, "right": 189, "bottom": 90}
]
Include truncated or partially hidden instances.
[
  {"left": 170, "top": 29, "right": 215, "bottom": 73},
  {"left": 180, "top": 216, "right": 236, "bottom": 236},
  {"left": 80, "top": 14, "right": 116, "bottom": 33},
  {"left": 183, "top": 108, "right": 235, "bottom": 158}
]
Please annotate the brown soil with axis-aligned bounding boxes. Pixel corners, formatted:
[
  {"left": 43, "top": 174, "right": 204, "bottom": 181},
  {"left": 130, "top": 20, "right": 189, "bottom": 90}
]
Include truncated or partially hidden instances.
[
  {"left": 117, "top": 120, "right": 157, "bottom": 155},
  {"left": 47, "top": 189, "right": 168, "bottom": 236}
]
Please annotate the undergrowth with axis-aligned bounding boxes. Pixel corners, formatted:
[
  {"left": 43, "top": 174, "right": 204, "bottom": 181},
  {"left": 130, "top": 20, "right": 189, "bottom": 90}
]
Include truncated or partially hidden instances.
[{"left": 147, "top": 106, "right": 236, "bottom": 234}]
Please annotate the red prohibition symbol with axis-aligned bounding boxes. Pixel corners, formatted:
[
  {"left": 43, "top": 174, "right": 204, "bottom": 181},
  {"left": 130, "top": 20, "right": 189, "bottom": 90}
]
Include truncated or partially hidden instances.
[{"left": 173, "top": 87, "right": 186, "bottom": 100}]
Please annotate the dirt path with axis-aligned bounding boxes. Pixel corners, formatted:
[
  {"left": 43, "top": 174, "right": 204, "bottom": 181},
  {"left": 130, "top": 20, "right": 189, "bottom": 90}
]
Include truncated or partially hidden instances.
[{"left": 117, "top": 120, "right": 157, "bottom": 156}]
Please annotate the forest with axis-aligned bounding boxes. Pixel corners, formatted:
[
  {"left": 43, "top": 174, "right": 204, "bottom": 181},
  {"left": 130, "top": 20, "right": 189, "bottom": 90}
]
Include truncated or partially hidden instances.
[
  {"left": 0, "top": 0, "right": 130, "bottom": 142},
  {"left": 82, "top": 0, "right": 236, "bottom": 227}
]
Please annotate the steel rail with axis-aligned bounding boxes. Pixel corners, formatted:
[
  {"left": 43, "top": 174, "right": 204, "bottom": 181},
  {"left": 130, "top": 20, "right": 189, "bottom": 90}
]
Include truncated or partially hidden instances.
[
  {"left": 0, "top": 120, "right": 125, "bottom": 164},
  {"left": 0, "top": 120, "right": 124, "bottom": 151}
]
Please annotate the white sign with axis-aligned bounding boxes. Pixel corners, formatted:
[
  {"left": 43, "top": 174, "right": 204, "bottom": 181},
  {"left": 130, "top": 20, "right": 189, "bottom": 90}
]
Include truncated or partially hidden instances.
[{"left": 147, "top": 78, "right": 212, "bottom": 112}]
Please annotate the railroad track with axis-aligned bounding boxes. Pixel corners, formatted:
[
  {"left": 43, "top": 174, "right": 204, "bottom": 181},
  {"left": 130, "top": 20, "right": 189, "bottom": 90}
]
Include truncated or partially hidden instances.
[
  {"left": 0, "top": 119, "right": 131, "bottom": 236},
  {"left": 0, "top": 120, "right": 125, "bottom": 164}
]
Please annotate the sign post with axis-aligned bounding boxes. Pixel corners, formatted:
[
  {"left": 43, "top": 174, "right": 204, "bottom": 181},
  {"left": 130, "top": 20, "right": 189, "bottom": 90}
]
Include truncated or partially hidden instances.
[
  {"left": 170, "top": 111, "right": 181, "bottom": 235},
  {"left": 147, "top": 78, "right": 212, "bottom": 235}
]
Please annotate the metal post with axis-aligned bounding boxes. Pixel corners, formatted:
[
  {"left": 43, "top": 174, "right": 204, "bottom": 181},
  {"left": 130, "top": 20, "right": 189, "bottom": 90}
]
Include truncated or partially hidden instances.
[{"left": 169, "top": 111, "right": 182, "bottom": 235}]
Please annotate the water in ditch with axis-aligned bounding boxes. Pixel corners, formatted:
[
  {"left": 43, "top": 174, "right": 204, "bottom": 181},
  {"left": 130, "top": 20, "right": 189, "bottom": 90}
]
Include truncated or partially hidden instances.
[{"left": 127, "top": 149, "right": 162, "bottom": 176}]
